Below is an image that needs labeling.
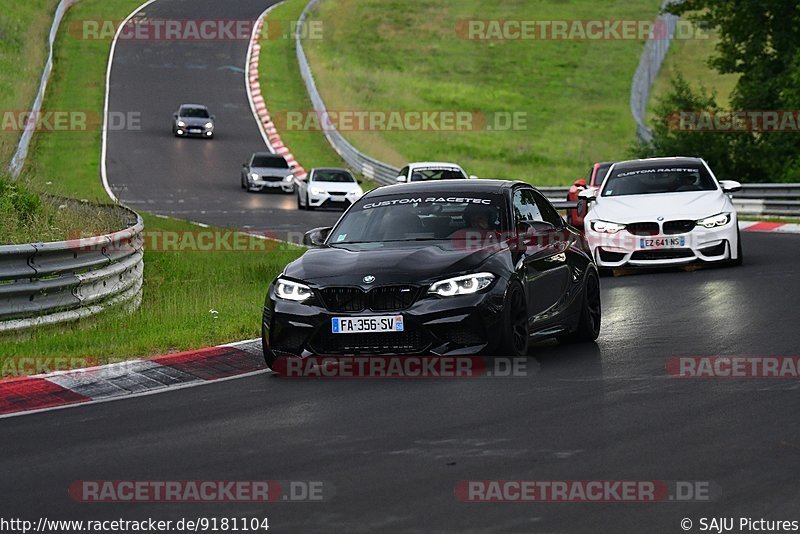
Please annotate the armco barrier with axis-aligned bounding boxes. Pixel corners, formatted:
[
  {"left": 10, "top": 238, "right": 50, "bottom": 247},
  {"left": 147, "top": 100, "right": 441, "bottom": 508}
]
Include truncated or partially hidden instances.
[
  {"left": 9, "top": 0, "right": 80, "bottom": 178},
  {"left": 0, "top": 204, "right": 144, "bottom": 332}
]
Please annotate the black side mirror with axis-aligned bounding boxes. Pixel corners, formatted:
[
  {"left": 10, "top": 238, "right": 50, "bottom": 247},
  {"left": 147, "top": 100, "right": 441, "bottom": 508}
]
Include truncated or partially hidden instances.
[
  {"left": 173, "top": 113, "right": 178, "bottom": 119},
  {"left": 517, "top": 220, "right": 556, "bottom": 235},
  {"left": 303, "top": 226, "right": 332, "bottom": 246}
]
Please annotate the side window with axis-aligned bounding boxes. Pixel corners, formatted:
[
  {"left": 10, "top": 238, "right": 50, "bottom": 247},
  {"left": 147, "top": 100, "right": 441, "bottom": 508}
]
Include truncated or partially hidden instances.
[
  {"left": 399, "top": 166, "right": 409, "bottom": 179},
  {"left": 532, "top": 190, "right": 563, "bottom": 226},
  {"left": 512, "top": 189, "right": 543, "bottom": 224}
]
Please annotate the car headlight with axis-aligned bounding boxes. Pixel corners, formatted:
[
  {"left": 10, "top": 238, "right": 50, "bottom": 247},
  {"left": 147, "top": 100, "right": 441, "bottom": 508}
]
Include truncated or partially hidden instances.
[
  {"left": 275, "top": 278, "right": 313, "bottom": 302},
  {"left": 177, "top": 120, "right": 186, "bottom": 127},
  {"left": 428, "top": 273, "right": 495, "bottom": 297},
  {"left": 309, "top": 187, "right": 325, "bottom": 195},
  {"left": 250, "top": 173, "right": 259, "bottom": 180},
  {"left": 590, "top": 220, "right": 627, "bottom": 234},
  {"left": 204, "top": 122, "right": 213, "bottom": 129},
  {"left": 696, "top": 213, "right": 731, "bottom": 228},
  {"left": 284, "top": 174, "right": 294, "bottom": 182},
  {"left": 348, "top": 188, "right": 364, "bottom": 196}
]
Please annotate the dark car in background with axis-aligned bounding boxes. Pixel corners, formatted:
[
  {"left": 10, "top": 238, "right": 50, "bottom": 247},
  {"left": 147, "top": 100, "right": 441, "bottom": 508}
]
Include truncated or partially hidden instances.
[{"left": 262, "top": 179, "right": 601, "bottom": 369}]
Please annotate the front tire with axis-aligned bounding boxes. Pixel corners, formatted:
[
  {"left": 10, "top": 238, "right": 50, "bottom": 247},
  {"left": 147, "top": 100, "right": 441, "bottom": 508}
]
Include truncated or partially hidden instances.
[
  {"left": 559, "top": 269, "right": 601, "bottom": 343},
  {"left": 499, "top": 281, "right": 528, "bottom": 357}
]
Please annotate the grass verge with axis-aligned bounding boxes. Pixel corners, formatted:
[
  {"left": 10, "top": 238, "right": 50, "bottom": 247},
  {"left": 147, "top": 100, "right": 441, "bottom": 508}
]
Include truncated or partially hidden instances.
[
  {"left": 303, "top": 0, "right": 660, "bottom": 185},
  {"left": 0, "top": 0, "right": 61, "bottom": 167},
  {"left": 0, "top": 0, "right": 304, "bottom": 375}
]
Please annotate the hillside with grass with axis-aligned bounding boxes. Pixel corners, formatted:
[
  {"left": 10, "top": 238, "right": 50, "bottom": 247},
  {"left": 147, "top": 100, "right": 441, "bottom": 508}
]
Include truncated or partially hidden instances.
[{"left": 304, "top": 0, "right": 661, "bottom": 185}]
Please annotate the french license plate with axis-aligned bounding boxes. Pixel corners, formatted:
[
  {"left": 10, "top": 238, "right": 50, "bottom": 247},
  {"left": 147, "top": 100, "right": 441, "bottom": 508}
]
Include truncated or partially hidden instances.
[
  {"left": 640, "top": 237, "right": 685, "bottom": 249},
  {"left": 330, "top": 196, "right": 345, "bottom": 202},
  {"left": 332, "top": 315, "right": 404, "bottom": 334}
]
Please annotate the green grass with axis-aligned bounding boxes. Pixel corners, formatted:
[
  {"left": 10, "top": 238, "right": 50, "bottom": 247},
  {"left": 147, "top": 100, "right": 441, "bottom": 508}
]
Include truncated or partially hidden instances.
[
  {"left": 649, "top": 19, "right": 739, "bottom": 120},
  {"left": 0, "top": 0, "right": 60, "bottom": 167},
  {"left": 0, "top": 0, "right": 305, "bottom": 374},
  {"left": 303, "top": 0, "right": 661, "bottom": 185},
  {"left": 0, "top": 213, "right": 302, "bottom": 371},
  {"left": 258, "top": 0, "right": 379, "bottom": 191}
]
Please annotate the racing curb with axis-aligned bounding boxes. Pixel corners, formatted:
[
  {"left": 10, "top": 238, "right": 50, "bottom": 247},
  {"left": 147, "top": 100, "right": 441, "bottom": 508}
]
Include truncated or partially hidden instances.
[
  {"left": 0, "top": 340, "right": 268, "bottom": 419},
  {"left": 739, "top": 221, "right": 800, "bottom": 234},
  {"left": 246, "top": 3, "right": 308, "bottom": 180}
]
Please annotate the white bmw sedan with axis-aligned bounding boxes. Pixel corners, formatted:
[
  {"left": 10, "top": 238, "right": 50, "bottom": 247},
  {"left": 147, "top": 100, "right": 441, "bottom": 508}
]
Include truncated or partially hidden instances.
[
  {"left": 582, "top": 157, "right": 743, "bottom": 269},
  {"left": 296, "top": 168, "right": 364, "bottom": 211}
]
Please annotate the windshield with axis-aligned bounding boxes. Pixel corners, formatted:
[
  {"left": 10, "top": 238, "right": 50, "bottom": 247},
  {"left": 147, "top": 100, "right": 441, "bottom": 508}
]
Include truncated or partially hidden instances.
[
  {"left": 313, "top": 170, "right": 355, "bottom": 183},
  {"left": 329, "top": 193, "right": 506, "bottom": 244},
  {"left": 602, "top": 165, "right": 718, "bottom": 197},
  {"left": 252, "top": 156, "right": 289, "bottom": 169},
  {"left": 181, "top": 107, "right": 210, "bottom": 118},
  {"left": 409, "top": 168, "right": 466, "bottom": 182}
]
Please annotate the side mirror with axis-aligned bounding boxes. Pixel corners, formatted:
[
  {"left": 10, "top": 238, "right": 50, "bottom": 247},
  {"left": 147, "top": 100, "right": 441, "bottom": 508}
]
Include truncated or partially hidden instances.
[
  {"left": 242, "top": 163, "right": 247, "bottom": 168},
  {"left": 211, "top": 114, "right": 216, "bottom": 120},
  {"left": 578, "top": 188, "right": 598, "bottom": 202},
  {"left": 719, "top": 180, "right": 742, "bottom": 193},
  {"left": 469, "top": 175, "right": 478, "bottom": 180},
  {"left": 303, "top": 226, "right": 332, "bottom": 246},
  {"left": 396, "top": 175, "right": 407, "bottom": 183},
  {"left": 517, "top": 220, "right": 556, "bottom": 235},
  {"left": 173, "top": 113, "right": 178, "bottom": 119}
]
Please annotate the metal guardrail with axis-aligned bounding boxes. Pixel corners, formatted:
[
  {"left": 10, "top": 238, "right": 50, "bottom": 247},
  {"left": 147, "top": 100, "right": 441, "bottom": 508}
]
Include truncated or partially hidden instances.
[
  {"left": 0, "top": 204, "right": 144, "bottom": 332},
  {"left": 630, "top": 0, "right": 681, "bottom": 144},
  {"left": 296, "top": 0, "right": 400, "bottom": 185},
  {"left": 9, "top": 0, "right": 79, "bottom": 178},
  {"left": 539, "top": 185, "right": 800, "bottom": 217}
]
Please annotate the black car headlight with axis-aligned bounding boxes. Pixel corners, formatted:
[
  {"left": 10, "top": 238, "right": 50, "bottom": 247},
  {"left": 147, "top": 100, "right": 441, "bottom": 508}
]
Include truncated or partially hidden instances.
[
  {"left": 275, "top": 278, "right": 313, "bottom": 302},
  {"left": 428, "top": 273, "right": 495, "bottom": 297}
]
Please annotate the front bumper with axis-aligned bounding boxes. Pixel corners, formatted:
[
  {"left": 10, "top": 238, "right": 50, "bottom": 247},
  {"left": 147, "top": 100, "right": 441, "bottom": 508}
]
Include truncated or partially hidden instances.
[
  {"left": 307, "top": 191, "right": 359, "bottom": 208},
  {"left": 175, "top": 125, "right": 213, "bottom": 137},
  {"left": 263, "top": 283, "right": 507, "bottom": 360},
  {"left": 249, "top": 178, "right": 294, "bottom": 193},
  {"left": 586, "top": 220, "right": 738, "bottom": 268}
]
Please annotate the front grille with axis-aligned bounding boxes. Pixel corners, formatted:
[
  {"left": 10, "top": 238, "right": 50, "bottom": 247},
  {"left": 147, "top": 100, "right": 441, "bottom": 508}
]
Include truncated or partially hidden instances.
[
  {"left": 598, "top": 248, "right": 626, "bottom": 263},
  {"left": 320, "top": 287, "right": 367, "bottom": 312},
  {"left": 626, "top": 222, "right": 660, "bottom": 236},
  {"left": 631, "top": 249, "right": 694, "bottom": 260},
  {"left": 320, "top": 286, "right": 419, "bottom": 312},
  {"left": 261, "top": 176, "right": 284, "bottom": 182},
  {"left": 698, "top": 242, "right": 727, "bottom": 256},
  {"left": 431, "top": 324, "right": 485, "bottom": 346},
  {"left": 663, "top": 220, "right": 696, "bottom": 234},
  {"left": 329, "top": 191, "right": 347, "bottom": 196},
  {"left": 272, "top": 328, "right": 309, "bottom": 354},
  {"left": 312, "top": 331, "right": 426, "bottom": 355}
]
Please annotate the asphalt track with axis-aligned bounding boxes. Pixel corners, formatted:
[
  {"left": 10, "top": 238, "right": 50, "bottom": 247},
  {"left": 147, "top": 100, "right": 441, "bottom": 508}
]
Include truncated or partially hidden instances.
[
  {"left": 3, "top": 0, "right": 799, "bottom": 532},
  {"left": 104, "top": 0, "right": 343, "bottom": 240}
]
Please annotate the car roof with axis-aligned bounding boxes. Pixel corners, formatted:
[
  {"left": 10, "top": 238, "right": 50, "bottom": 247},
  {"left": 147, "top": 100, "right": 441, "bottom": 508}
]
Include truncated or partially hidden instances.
[
  {"left": 312, "top": 167, "right": 352, "bottom": 173},
  {"left": 251, "top": 152, "right": 282, "bottom": 158},
  {"left": 610, "top": 157, "right": 704, "bottom": 171},
  {"left": 179, "top": 104, "right": 209, "bottom": 110},
  {"left": 407, "top": 161, "right": 464, "bottom": 169},
  {"left": 368, "top": 178, "right": 523, "bottom": 197}
]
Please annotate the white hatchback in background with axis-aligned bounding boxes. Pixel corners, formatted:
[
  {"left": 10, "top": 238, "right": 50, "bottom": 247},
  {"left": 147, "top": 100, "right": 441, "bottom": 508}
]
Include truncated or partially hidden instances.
[
  {"left": 395, "top": 162, "right": 473, "bottom": 183},
  {"left": 297, "top": 168, "right": 364, "bottom": 211},
  {"left": 582, "top": 157, "right": 743, "bottom": 269}
]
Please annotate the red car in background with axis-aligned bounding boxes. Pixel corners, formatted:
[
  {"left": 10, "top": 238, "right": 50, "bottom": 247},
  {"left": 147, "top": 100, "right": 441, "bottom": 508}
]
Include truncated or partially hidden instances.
[{"left": 566, "top": 161, "right": 614, "bottom": 227}]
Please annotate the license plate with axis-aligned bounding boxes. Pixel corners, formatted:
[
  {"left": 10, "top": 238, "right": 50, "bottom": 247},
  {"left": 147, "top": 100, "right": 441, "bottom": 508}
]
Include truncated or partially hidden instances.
[
  {"left": 640, "top": 237, "right": 685, "bottom": 249},
  {"left": 332, "top": 315, "right": 404, "bottom": 334},
  {"left": 330, "top": 196, "right": 345, "bottom": 202},
  {"left": 189, "top": 128, "right": 202, "bottom": 133}
]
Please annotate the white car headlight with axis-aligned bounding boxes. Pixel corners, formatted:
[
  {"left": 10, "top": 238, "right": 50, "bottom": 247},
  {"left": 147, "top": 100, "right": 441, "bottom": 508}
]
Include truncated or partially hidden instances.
[
  {"left": 204, "top": 121, "right": 214, "bottom": 129},
  {"left": 309, "top": 187, "right": 325, "bottom": 195},
  {"left": 696, "top": 213, "right": 731, "bottom": 228},
  {"left": 429, "top": 273, "right": 495, "bottom": 297},
  {"left": 348, "top": 188, "right": 364, "bottom": 196},
  {"left": 284, "top": 174, "right": 294, "bottom": 182},
  {"left": 590, "top": 220, "right": 627, "bottom": 234},
  {"left": 250, "top": 173, "right": 259, "bottom": 180},
  {"left": 177, "top": 120, "right": 186, "bottom": 127},
  {"left": 275, "top": 278, "right": 313, "bottom": 302}
]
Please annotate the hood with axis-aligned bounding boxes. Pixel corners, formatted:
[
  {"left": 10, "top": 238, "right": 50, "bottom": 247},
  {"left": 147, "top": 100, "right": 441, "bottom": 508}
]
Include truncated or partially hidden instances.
[
  {"left": 283, "top": 242, "right": 502, "bottom": 287},
  {"left": 309, "top": 182, "right": 361, "bottom": 193},
  {"left": 179, "top": 117, "right": 211, "bottom": 127},
  {"left": 252, "top": 166, "right": 293, "bottom": 178},
  {"left": 590, "top": 190, "right": 730, "bottom": 223}
]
